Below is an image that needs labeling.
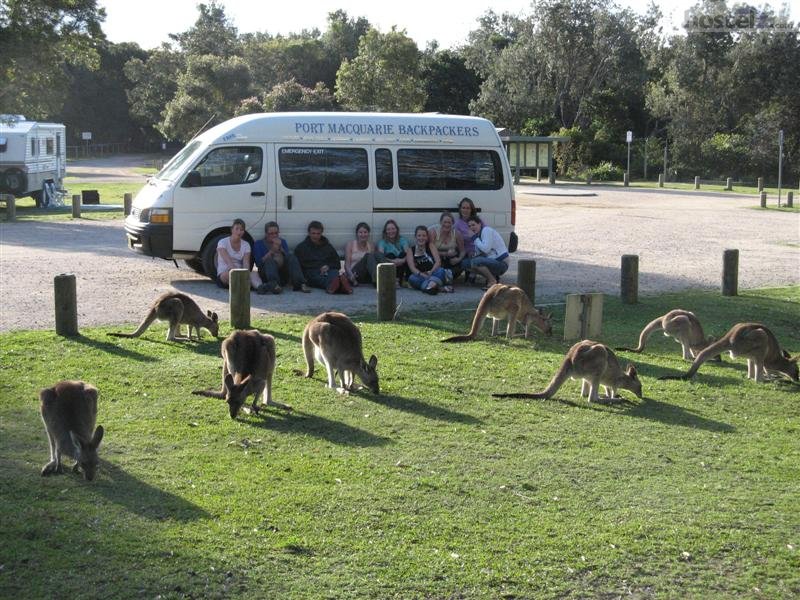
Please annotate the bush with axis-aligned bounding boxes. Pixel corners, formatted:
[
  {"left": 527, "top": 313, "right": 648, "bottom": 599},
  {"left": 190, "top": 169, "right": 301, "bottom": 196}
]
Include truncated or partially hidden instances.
[{"left": 589, "top": 161, "right": 624, "bottom": 181}]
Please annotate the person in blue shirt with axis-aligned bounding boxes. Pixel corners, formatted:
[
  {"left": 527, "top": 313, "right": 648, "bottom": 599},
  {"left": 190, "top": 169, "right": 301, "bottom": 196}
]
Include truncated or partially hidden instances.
[
  {"left": 252, "top": 221, "right": 310, "bottom": 294},
  {"left": 376, "top": 219, "right": 411, "bottom": 286}
]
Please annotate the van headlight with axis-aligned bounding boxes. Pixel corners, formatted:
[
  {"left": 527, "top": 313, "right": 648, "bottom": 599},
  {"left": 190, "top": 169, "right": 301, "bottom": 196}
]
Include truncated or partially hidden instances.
[{"left": 149, "top": 208, "right": 171, "bottom": 224}]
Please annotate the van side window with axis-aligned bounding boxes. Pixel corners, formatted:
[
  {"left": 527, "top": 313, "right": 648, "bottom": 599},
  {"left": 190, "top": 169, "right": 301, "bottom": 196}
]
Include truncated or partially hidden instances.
[
  {"left": 279, "top": 147, "right": 368, "bottom": 190},
  {"left": 375, "top": 148, "right": 393, "bottom": 190},
  {"left": 191, "top": 146, "right": 262, "bottom": 187},
  {"left": 397, "top": 149, "right": 504, "bottom": 191}
]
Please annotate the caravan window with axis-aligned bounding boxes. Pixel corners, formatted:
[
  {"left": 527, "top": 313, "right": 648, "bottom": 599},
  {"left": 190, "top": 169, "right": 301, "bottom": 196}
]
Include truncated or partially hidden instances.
[
  {"left": 397, "top": 149, "right": 504, "bottom": 191},
  {"left": 46, "top": 139, "right": 54, "bottom": 155},
  {"left": 190, "top": 146, "right": 262, "bottom": 187},
  {"left": 31, "top": 138, "right": 38, "bottom": 156},
  {"left": 279, "top": 147, "right": 368, "bottom": 190},
  {"left": 375, "top": 149, "right": 393, "bottom": 190}
]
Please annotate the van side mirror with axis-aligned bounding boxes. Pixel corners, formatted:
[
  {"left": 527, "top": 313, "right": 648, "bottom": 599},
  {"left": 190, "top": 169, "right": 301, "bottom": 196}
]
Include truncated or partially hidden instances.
[{"left": 182, "top": 170, "right": 201, "bottom": 188}]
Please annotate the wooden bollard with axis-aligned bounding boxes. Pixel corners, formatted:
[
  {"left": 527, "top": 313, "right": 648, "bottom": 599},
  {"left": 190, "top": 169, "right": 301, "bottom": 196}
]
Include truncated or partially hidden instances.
[
  {"left": 124, "top": 192, "right": 133, "bottom": 216},
  {"left": 564, "top": 293, "right": 603, "bottom": 341},
  {"left": 623, "top": 172, "right": 629, "bottom": 187},
  {"left": 760, "top": 191, "right": 767, "bottom": 208},
  {"left": 2, "top": 194, "right": 15, "bottom": 221},
  {"left": 229, "top": 269, "right": 251, "bottom": 329},
  {"left": 757, "top": 177, "right": 763, "bottom": 192},
  {"left": 787, "top": 191, "right": 794, "bottom": 207},
  {"left": 694, "top": 176, "right": 700, "bottom": 190},
  {"left": 71, "top": 194, "right": 81, "bottom": 218},
  {"left": 722, "top": 249, "right": 739, "bottom": 297},
  {"left": 376, "top": 262, "right": 397, "bottom": 322},
  {"left": 54, "top": 274, "right": 78, "bottom": 336},
  {"left": 620, "top": 255, "right": 639, "bottom": 304},
  {"left": 517, "top": 259, "right": 536, "bottom": 304},
  {"left": 725, "top": 177, "right": 732, "bottom": 191},
  {"left": 658, "top": 173, "right": 664, "bottom": 188},
  {"left": 586, "top": 173, "right": 592, "bottom": 185}
]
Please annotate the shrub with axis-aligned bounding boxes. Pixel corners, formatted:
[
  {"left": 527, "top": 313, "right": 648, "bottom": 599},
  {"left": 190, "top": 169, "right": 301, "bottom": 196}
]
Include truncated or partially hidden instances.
[{"left": 589, "top": 161, "right": 624, "bottom": 181}]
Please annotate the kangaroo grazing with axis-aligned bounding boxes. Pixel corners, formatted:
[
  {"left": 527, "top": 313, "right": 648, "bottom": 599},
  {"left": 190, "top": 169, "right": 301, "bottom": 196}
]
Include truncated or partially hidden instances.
[
  {"left": 40, "top": 381, "right": 104, "bottom": 481},
  {"left": 615, "top": 309, "right": 719, "bottom": 361},
  {"left": 442, "top": 283, "right": 552, "bottom": 343},
  {"left": 493, "top": 340, "right": 643, "bottom": 403},
  {"left": 109, "top": 292, "right": 219, "bottom": 341},
  {"left": 659, "top": 322, "right": 799, "bottom": 383},
  {"left": 301, "top": 312, "right": 379, "bottom": 394},
  {"left": 193, "top": 330, "right": 290, "bottom": 418}
]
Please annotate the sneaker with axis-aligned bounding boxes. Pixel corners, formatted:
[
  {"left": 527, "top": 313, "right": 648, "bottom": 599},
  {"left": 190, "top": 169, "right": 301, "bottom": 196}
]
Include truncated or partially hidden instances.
[
  {"left": 256, "top": 283, "right": 271, "bottom": 295},
  {"left": 272, "top": 285, "right": 282, "bottom": 295},
  {"left": 401, "top": 280, "right": 412, "bottom": 289},
  {"left": 299, "top": 283, "right": 311, "bottom": 293},
  {"left": 326, "top": 277, "right": 341, "bottom": 294}
]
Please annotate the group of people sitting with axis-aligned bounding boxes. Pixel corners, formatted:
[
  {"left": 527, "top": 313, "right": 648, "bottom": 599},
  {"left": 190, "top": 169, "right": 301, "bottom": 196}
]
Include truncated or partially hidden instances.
[{"left": 215, "top": 197, "right": 510, "bottom": 296}]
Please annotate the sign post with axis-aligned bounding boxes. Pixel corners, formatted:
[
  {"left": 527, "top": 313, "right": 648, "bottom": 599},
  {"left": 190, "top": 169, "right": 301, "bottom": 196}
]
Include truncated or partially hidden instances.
[
  {"left": 626, "top": 130, "right": 633, "bottom": 181},
  {"left": 778, "top": 129, "right": 783, "bottom": 207},
  {"left": 81, "top": 131, "right": 92, "bottom": 158}
]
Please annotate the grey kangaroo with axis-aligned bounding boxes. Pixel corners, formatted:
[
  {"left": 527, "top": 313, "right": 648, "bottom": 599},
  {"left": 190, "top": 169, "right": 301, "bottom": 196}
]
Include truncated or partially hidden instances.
[
  {"left": 301, "top": 312, "right": 379, "bottom": 394},
  {"left": 442, "top": 283, "right": 552, "bottom": 342},
  {"left": 493, "top": 340, "right": 643, "bottom": 403},
  {"left": 40, "top": 380, "right": 104, "bottom": 481},
  {"left": 193, "top": 330, "right": 290, "bottom": 418},
  {"left": 615, "top": 309, "right": 719, "bottom": 361},
  {"left": 660, "top": 322, "right": 799, "bottom": 383},
  {"left": 109, "top": 292, "right": 219, "bottom": 341}
]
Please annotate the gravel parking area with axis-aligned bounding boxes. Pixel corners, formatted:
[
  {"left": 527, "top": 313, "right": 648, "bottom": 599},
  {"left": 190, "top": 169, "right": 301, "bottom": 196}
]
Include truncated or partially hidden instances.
[{"left": 1, "top": 182, "right": 798, "bottom": 332}]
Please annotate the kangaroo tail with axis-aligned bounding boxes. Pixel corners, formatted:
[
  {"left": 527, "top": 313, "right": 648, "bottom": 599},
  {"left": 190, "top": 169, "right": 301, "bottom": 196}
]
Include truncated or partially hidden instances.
[
  {"left": 493, "top": 356, "right": 573, "bottom": 400},
  {"left": 659, "top": 335, "right": 732, "bottom": 380},
  {"left": 192, "top": 389, "right": 225, "bottom": 398},
  {"left": 492, "top": 392, "right": 549, "bottom": 399},
  {"left": 441, "top": 294, "right": 491, "bottom": 342},
  {"left": 108, "top": 308, "right": 157, "bottom": 338},
  {"left": 302, "top": 328, "right": 315, "bottom": 377},
  {"left": 616, "top": 315, "right": 664, "bottom": 353}
]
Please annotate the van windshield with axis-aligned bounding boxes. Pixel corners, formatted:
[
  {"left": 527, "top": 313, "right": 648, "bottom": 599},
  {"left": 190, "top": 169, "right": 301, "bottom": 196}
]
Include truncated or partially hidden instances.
[{"left": 155, "top": 140, "right": 202, "bottom": 181}]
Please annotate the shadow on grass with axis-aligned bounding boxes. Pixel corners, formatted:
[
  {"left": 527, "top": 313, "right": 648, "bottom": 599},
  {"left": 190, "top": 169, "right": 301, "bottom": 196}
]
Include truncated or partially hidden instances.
[
  {"left": 71, "top": 334, "right": 159, "bottom": 363},
  {"left": 362, "top": 392, "right": 482, "bottom": 425},
  {"left": 103, "top": 334, "right": 222, "bottom": 357},
  {"left": 245, "top": 409, "right": 391, "bottom": 447},
  {"left": 93, "top": 460, "right": 210, "bottom": 522}
]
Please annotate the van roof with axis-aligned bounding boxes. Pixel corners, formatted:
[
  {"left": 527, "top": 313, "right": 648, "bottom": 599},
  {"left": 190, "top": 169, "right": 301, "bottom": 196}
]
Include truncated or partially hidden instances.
[{"left": 198, "top": 112, "right": 503, "bottom": 147}]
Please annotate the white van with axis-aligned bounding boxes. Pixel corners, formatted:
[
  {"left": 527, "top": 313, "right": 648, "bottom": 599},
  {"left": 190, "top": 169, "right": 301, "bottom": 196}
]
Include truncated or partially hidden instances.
[{"left": 125, "top": 112, "right": 517, "bottom": 276}]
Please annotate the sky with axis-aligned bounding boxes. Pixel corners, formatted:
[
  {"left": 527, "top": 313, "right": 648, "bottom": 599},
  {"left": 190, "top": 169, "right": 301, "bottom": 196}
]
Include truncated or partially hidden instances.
[{"left": 97, "top": 0, "right": 795, "bottom": 51}]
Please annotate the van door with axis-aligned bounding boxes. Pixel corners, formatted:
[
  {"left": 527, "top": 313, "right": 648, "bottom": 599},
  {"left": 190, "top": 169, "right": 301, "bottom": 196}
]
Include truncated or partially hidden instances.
[
  {"left": 371, "top": 146, "right": 397, "bottom": 234},
  {"left": 172, "top": 144, "right": 274, "bottom": 252},
  {"left": 275, "top": 144, "right": 372, "bottom": 247}
]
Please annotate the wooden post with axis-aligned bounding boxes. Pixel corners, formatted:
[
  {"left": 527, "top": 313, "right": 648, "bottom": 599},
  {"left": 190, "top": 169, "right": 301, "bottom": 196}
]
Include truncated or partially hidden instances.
[
  {"left": 787, "top": 191, "right": 794, "bottom": 207},
  {"left": 1, "top": 194, "right": 15, "bottom": 221},
  {"left": 757, "top": 177, "right": 763, "bottom": 192},
  {"left": 658, "top": 173, "right": 664, "bottom": 188},
  {"left": 725, "top": 177, "right": 733, "bottom": 191},
  {"left": 123, "top": 192, "right": 133, "bottom": 216},
  {"left": 517, "top": 260, "right": 536, "bottom": 304},
  {"left": 54, "top": 274, "right": 78, "bottom": 336},
  {"left": 623, "top": 172, "right": 629, "bottom": 187},
  {"left": 620, "top": 255, "right": 639, "bottom": 304},
  {"left": 71, "top": 194, "right": 81, "bottom": 218},
  {"left": 586, "top": 173, "right": 592, "bottom": 185},
  {"left": 536, "top": 168, "right": 541, "bottom": 182},
  {"left": 722, "top": 249, "right": 739, "bottom": 297},
  {"left": 229, "top": 269, "right": 251, "bottom": 329},
  {"left": 694, "top": 176, "right": 700, "bottom": 190},
  {"left": 760, "top": 191, "right": 767, "bottom": 208},
  {"left": 564, "top": 293, "right": 603, "bottom": 341},
  {"left": 376, "top": 262, "right": 397, "bottom": 322}
]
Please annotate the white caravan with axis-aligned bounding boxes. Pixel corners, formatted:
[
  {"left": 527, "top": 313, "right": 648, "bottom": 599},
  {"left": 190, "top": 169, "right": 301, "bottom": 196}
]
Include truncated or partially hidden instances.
[
  {"left": 0, "top": 116, "right": 66, "bottom": 206},
  {"left": 125, "top": 112, "right": 517, "bottom": 276}
]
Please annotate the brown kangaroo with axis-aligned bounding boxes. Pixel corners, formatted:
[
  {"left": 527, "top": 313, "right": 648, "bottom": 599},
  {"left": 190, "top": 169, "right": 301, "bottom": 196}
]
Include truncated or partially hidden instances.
[
  {"left": 301, "top": 311, "right": 379, "bottom": 394},
  {"left": 493, "top": 340, "right": 643, "bottom": 403},
  {"left": 193, "top": 330, "right": 290, "bottom": 418},
  {"left": 442, "top": 283, "right": 552, "bottom": 342},
  {"left": 615, "top": 309, "right": 719, "bottom": 361},
  {"left": 109, "top": 292, "right": 219, "bottom": 341},
  {"left": 659, "top": 322, "right": 799, "bottom": 383},
  {"left": 40, "top": 380, "right": 104, "bottom": 481}
]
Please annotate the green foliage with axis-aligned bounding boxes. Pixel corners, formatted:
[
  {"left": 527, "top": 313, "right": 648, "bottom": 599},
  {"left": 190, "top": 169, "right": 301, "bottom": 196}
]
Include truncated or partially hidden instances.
[
  {"left": 0, "top": 288, "right": 798, "bottom": 597},
  {"left": 421, "top": 49, "right": 480, "bottom": 115},
  {"left": 335, "top": 28, "right": 426, "bottom": 112},
  {"left": 124, "top": 45, "right": 184, "bottom": 139},
  {"left": 588, "top": 160, "right": 624, "bottom": 181},
  {"left": 168, "top": 1, "right": 240, "bottom": 57},
  {"left": 261, "top": 79, "right": 335, "bottom": 113}
]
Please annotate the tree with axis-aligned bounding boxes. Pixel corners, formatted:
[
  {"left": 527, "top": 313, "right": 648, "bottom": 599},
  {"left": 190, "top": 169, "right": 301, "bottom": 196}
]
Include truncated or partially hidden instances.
[
  {"left": 421, "top": 47, "right": 480, "bottom": 115},
  {"left": 321, "top": 10, "right": 371, "bottom": 65},
  {"left": 335, "top": 28, "right": 426, "bottom": 112},
  {"left": 169, "top": 1, "right": 239, "bottom": 57},
  {"left": 262, "top": 79, "right": 335, "bottom": 112},
  {"left": 124, "top": 44, "right": 185, "bottom": 140},
  {"left": 0, "top": 0, "right": 105, "bottom": 119},
  {"left": 242, "top": 35, "right": 332, "bottom": 93}
]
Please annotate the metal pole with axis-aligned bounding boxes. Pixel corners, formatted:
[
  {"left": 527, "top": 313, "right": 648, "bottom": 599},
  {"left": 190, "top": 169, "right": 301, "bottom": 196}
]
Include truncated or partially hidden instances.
[
  {"left": 643, "top": 138, "right": 648, "bottom": 180},
  {"left": 778, "top": 129, "right": 783, "bottom": 207},
  {"left": 663, "top": 140, "right": 668, "bottom": 181},
  {"left": 627, "top": 141, "right": 631, "bottom": 181}
]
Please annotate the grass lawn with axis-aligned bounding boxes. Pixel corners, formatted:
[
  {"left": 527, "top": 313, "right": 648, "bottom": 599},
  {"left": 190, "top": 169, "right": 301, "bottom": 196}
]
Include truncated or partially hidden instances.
[
  {"left": 1, "top": 287, "right": 798, "bottom": 598},
  {"left": 1, "top": 182, "right": 145, "bottom": 222}
]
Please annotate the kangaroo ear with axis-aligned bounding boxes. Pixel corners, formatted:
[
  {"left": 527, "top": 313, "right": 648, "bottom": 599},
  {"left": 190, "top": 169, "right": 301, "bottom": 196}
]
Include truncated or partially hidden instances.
[
  {"left": 627, "top": 364, "right": 637, "bottom": 377},
  {"left": 224, "top": 373, "right": 235, "bottom": 393},
  {"left": 212, "top": 312, "right": 219, "bottom": 322},
  {"left": 207, "top": 310, "right": 212, "bottom": 317},
  {"left": 368, "top": 354, "right": 378, "bottom": 369},
  {"left": 92, "top": 425, "right": 104, "bottom": 448},
  {"left": 782, "top": 349, "right": 791, "bottom": 359}
]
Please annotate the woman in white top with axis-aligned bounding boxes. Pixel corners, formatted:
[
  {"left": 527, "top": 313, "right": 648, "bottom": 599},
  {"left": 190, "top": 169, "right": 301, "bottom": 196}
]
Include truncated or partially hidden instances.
[
  {"left": 216, "top": 218, "right": 265, "bottom": 292},
  {"left": 464, "top": 215, "right": 510, "bottom": 290},
  {"left": 344, "top": 222, "right": 386, "bottom": 286}
]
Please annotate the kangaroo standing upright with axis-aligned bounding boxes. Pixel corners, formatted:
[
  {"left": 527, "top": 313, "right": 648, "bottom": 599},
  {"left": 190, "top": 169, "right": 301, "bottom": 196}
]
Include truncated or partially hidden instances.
[
  {"left": 659, "top": 322, "right": 799, "bottom": 383},
  {"left": 193, "top": 330, "right": 290, "bottom": 418},
  {"left": 493, "top": 340, "right": 643, "bottom": 403},
  {"left": 301, "top": 312, "right": 379, "bottom": 394},
  {"left": 40, "top": 380, "right": 104, "bottom": 481},
  {"left": 108, "top": 292, "right": 219, "bottom": 341},
  {"left": 442, "top": 283, "right": 552, "bottom": 343},
  {"left": 615, "top": 309, "right": 718, "bottom": 360}
]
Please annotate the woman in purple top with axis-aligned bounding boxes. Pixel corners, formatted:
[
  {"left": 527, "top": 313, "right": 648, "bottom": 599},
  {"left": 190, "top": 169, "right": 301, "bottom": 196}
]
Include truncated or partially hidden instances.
[{"left": 455, "top": 197, "right": 482, "bottom": 257}]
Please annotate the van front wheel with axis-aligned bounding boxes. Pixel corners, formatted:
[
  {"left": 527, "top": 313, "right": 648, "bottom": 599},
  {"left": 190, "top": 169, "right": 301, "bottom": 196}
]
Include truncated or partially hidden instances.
[
  {"left": 201, "top": 233, "right": 226, "bottom": 280},
  {"left": 184, "top": 257, "right": 205, "bottom": 275}
]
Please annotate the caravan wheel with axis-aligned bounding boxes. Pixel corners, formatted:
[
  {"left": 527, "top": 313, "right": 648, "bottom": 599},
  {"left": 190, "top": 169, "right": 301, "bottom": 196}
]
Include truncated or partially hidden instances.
[{"left": 2, "top": 168, "right": 27, "bottom": 196}]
